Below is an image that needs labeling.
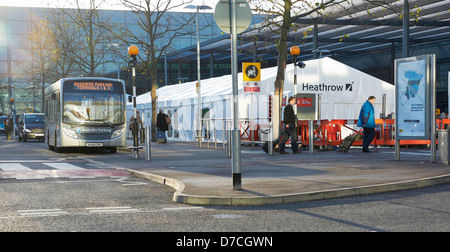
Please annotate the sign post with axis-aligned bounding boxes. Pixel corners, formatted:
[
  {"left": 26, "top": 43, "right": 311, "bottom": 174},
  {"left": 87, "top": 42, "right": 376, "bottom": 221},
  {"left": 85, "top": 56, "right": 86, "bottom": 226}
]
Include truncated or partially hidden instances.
[
  {"left": 128, "top": 45, "right": 141, "bottom": 159},
  {"left": 214, "top": 0, "right": 252, "bottom": 190}
]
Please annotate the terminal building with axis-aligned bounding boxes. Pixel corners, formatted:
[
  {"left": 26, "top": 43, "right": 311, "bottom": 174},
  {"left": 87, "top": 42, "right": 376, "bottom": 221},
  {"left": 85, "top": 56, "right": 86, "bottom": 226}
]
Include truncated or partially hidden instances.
[
  {"left": 0, "top": 5, "right": 263, "bottom": 115},
  {"left": 1, "top": 0, "right": 450, "bottom": 116}
]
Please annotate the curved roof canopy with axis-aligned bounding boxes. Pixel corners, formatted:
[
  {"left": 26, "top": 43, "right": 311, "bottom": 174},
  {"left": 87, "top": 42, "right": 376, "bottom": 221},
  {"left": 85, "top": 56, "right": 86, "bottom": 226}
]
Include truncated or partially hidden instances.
[{"left": 166, "top": 0, "right": 450, "bottom": 64}]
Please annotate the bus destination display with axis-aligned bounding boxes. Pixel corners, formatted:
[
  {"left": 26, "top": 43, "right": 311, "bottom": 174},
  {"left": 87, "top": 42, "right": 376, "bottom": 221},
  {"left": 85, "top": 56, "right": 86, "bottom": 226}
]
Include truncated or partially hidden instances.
[{"left": 73, "top": 82, "right": 114, "bottom": 91}]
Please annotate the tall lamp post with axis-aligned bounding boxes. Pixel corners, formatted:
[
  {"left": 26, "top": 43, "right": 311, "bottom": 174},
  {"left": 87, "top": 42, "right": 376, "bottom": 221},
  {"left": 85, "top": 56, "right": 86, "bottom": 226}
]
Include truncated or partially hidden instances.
[
  {"left": 184, "top": 4, "right": 212, "bottom": 145},
  {"left": 290, "top": 46, "right": 300, "bottom": 116},
  {"left": 128, "top": 45, "right": 140, "bottom": 159}
]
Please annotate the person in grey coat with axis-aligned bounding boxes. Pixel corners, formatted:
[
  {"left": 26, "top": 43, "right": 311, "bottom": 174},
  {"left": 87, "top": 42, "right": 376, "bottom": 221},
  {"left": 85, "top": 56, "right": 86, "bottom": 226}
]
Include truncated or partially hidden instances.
[{"left": 5, "top": 115, "right": 13, "bottom": 142}]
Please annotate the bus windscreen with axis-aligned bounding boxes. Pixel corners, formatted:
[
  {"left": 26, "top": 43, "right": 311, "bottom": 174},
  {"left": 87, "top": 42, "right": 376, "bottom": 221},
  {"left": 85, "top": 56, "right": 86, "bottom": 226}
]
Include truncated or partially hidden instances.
[{"left": 62, "top": 80, "right": 125, "bottom": 126}]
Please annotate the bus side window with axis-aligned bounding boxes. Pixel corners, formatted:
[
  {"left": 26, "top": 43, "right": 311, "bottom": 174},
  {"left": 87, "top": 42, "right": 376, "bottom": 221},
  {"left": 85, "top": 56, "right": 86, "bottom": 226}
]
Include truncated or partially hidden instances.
[
  {"left": 50, "top": 100, "right": 55, "bottom": 122},
  {"left": 56, "top": 92, "right": 60, "bottom": 123},
  {"left": 45, "top": 100, "right": 49, "bottom": 120}
]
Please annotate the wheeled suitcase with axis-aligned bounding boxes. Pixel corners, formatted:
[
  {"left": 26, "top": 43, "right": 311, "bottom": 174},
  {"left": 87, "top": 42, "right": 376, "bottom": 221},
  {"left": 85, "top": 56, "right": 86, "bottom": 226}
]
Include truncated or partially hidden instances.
[
  {"left": 156, "top": 130, "right": 167, "bottom": 143},
  {"left": 140, "top": 128, "right": 145, "bottom": 143},
  {"left": 262, "top": 131, "right": 288, "bottom": 153},
  {"left": 262, "top": 138, "right": 279, "bottom": 153},
  {"left": 338, "top": 129, "right": 363, "bottom": 153}
]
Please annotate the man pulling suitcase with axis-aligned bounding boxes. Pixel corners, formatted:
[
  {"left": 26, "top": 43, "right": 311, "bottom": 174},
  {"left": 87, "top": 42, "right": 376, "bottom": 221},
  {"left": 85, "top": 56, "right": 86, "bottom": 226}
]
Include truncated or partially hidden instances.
[{"left": 262, "top": 96, "right": 301, "bottom": 154}]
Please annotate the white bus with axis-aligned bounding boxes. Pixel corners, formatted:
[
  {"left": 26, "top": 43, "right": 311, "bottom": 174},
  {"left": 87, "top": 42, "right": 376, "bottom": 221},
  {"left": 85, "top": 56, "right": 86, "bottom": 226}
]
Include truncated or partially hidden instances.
[{"left": 45, "top": 77, "right": 127, "bottom": 153}]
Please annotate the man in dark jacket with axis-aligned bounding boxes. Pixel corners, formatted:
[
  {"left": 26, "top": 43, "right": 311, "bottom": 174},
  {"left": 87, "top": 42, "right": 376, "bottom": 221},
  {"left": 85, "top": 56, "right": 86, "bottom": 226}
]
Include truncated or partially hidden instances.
[
  {"left": 279, "top": 96, "right": 301, "bottom": 154},
  {"left": 156, "top": 109, "right": 169, "bottom": 143},
  {"left": 156, "top": 109, "right": 169, "bottom": 132}
]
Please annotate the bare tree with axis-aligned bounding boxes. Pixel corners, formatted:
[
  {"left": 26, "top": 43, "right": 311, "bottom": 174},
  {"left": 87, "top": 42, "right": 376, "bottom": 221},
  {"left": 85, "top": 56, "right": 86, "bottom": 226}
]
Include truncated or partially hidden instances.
[
  {"left": 49, "top": 0, "right": 122, "bottom": 77},
  {"left": 25, "top": 18, "right": 58, "bottom": 112},
  {"left": 45, "top": 8, "right": 78, "bottom": 78},
  {"left": 120, "top": 0, "right": 195, "bottom": 141},
  {"left": 0, "top": 75, "right": 8, "bottom": 114}
]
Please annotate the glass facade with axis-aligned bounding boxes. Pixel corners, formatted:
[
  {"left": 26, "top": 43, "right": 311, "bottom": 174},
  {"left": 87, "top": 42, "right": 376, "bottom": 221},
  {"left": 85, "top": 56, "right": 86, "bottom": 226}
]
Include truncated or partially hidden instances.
[
  {"left": 5, "top": 4, "right": 447, "bottom": 117},
  {"left": 0, "top": 6, "right": 247, "bottom": 115}
]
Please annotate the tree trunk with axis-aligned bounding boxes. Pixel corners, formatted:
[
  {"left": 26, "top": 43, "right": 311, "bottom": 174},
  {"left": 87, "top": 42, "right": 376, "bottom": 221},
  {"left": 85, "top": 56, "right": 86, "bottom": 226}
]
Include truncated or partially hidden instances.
[
  {"left": 150, "top": 64, "right": 158, "bottom": 142},
  {"left": 272, "top": 1, "right": 291, "bottom": 139}
]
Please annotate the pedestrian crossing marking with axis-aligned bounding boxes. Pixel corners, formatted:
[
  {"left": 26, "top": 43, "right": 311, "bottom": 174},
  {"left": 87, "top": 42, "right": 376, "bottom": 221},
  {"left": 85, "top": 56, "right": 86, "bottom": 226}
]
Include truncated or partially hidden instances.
[
  {"left": 0, "top": 163, "right": 85, "bottom": 171},
  {"left": 0, "top": 163, "right": 33, "bottom": 171},
  {"left": 42, "top": 163, "right": 85, "bottom": 170},
  {"left": 0, "top": 162, "right": 130, "bottom": 180}
]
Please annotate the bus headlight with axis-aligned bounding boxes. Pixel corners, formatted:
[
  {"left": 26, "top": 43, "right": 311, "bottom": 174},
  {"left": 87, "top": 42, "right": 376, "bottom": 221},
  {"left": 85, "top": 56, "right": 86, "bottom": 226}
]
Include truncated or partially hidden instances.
[
  {"left": 111, "top": 128, "right": 125, "bottom": 138},
  {"left": 24, "top": 128, "right": 32, "bottom": 133},
  {"left": 63, "top": 128, "right": 78, "bottom": 139}
]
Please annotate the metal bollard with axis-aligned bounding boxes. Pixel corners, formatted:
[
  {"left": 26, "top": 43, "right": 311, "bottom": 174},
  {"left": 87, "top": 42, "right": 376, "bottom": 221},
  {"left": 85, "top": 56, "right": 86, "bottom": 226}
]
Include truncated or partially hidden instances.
[
  {"left": 222, "top": 119, "right": 226, "bottom": 150},
  {"left": 133, "top": 120, "right": 139, "bottom": 159},
  {"left": 268, "top": 124, "right": 273, "bottom": 156},
  {"left": 145, "top": 126, "right": 151, "bottom": 161},
  {"left": 214, "top": 120, "right": 217, "bottom": 149},
  {"left": 227, "top": 129, "right": 231, "bottom": 158},
  {"left": 309, "top": 120, "right": 314, "bottom": 154}
]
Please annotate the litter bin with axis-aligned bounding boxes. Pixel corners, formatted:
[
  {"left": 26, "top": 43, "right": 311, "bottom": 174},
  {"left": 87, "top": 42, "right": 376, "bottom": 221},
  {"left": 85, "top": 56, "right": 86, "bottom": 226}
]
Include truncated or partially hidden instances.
[{"left": 438, "top": 129, "right": 450, "bottom": 164}]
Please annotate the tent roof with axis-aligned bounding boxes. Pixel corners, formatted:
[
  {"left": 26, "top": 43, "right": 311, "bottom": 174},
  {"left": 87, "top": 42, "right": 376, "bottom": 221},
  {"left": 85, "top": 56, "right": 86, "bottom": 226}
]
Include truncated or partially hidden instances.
[{"left": 133, "top": 57, "right": 393, "bottom": 106}]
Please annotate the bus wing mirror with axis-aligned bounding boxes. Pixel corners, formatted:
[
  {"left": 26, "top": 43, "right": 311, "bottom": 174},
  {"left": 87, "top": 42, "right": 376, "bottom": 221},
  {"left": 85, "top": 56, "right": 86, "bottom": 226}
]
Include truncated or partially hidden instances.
[
  {"left": 52, "top": 93, "right": 57, "bottom": 100},
  {"left": 128, "top": 96, "right": 132, "bottom": 103}
]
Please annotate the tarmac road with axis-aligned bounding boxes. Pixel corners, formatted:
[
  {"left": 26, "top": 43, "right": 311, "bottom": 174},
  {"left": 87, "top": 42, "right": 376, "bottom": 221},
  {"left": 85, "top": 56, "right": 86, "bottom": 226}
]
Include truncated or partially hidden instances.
[{"left": 2, "top": 136, "right": 450, "bottom": 232}]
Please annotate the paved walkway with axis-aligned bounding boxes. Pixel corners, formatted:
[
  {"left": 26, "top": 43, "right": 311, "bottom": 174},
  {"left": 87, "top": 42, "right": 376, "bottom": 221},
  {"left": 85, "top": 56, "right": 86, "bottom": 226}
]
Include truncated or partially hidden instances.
[{"left": 117, "top": 140, "right": 450, "bottom": 205}]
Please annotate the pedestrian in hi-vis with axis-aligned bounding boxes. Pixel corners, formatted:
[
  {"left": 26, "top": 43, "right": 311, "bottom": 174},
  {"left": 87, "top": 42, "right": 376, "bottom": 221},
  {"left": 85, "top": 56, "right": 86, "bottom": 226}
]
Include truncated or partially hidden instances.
[{"left": 357, "top": 96, "right": 376, "bottom": 153}]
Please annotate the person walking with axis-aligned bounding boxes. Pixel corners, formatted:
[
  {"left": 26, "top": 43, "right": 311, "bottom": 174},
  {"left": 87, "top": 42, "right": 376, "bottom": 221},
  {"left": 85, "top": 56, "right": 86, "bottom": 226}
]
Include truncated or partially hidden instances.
[
  {"left": 357, "top": 96, "right": 376, "bottom": 153},
  {"left": 279, "top": 96, "right": 301, "bottom": 154},
  {"left": 4, "top": 115, "right": 13, "bottom": 142},
  {"left": 129, "top": 110, "right": 143, "bottom": 142},
  {"left": 156, "top": 109, "right": 170, "bottom": 143}
]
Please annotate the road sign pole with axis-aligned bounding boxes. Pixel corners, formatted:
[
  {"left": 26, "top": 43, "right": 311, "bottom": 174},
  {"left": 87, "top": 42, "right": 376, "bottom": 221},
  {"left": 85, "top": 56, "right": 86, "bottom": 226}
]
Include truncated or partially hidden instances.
[
  {"left": 214, "top": 0, "right": 251, "bottom": 190},
  {"left": 128, "top": 45, "right": 140, "bottom": 159},
  {"left": 196, "top": 6, "right": 203, "bottom": 146}
]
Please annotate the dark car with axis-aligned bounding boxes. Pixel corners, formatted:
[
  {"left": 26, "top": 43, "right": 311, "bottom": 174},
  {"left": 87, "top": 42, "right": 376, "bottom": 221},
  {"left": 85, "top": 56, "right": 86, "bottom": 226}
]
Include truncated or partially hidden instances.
[{"left": 18, "top": 113, "right": 45, "bottom": 142}]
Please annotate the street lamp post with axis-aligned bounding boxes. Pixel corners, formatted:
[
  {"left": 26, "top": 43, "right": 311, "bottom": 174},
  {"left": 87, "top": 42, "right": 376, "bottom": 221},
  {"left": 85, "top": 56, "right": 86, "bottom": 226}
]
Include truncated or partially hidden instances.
[
  {"left": 128, "top": 45, "right": 140, "bottom": 159},
  {"left": 290, "top": 46, "right": 300, "bottom": 116},
  {"left": 184, "top": 4, "right": 212, "bottom": 145}
]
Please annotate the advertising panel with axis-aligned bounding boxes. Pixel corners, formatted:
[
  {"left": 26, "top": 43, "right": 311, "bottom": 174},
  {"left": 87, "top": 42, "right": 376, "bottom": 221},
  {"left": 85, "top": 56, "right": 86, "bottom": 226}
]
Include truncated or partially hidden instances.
[{"left": 395, "top": 55, "right": 433, "bottom": 140}]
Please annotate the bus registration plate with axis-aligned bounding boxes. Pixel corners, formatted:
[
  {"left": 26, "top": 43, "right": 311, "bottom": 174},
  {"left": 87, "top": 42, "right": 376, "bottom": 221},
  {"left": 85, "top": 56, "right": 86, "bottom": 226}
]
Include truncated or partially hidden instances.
[{"left": 87, "top": 143, "right": 103, "bottom": 147}]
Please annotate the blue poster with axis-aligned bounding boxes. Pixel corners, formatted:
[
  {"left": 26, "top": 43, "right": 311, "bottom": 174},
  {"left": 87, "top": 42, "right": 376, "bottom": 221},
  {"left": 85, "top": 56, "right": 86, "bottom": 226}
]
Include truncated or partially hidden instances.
[{"left": 396, "top": 56, "right": 428, "bottom": 139}]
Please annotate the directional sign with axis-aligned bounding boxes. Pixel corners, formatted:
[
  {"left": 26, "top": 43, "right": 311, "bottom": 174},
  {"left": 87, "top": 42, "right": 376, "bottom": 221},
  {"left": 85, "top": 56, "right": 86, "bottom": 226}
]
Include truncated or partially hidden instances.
[
  {"left": 243, "top": 62, "right": 260, "bottom": 81},
  {"left": 214, "top": 0, "right": 252, "bottom": 34}
]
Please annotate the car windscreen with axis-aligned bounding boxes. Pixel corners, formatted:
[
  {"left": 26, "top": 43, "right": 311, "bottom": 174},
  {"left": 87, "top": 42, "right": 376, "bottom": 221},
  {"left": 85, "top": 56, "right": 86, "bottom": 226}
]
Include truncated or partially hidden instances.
[{"left": 25, "top": 115, "right": 45, "bottom": 123}]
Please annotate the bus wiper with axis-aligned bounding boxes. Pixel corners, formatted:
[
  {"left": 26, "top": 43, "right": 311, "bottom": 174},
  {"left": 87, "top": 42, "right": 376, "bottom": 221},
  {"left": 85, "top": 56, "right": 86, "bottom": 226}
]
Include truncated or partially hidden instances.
[
  {"left": 70, "top": 123, "right": 86, "bottom": 128},
  {"left": 89, "top": 119, "right": 114, "bottom": 128}
]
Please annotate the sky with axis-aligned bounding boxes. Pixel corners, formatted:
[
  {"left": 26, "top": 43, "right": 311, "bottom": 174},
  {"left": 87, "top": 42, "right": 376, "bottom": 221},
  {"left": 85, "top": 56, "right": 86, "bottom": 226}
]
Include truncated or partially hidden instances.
[
  {"left": 0, "top": 0, "right": 123, "bottom": 9},
  {"left": 0, "top": 0, "right": 219, "bottom": 10}
]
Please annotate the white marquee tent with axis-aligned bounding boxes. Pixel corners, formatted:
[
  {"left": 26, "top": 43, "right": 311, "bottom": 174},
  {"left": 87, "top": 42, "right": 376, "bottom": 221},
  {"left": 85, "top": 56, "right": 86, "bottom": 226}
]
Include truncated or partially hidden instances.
[{"left": 127, "top": 57, "right": 395, "bottom": 142}]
